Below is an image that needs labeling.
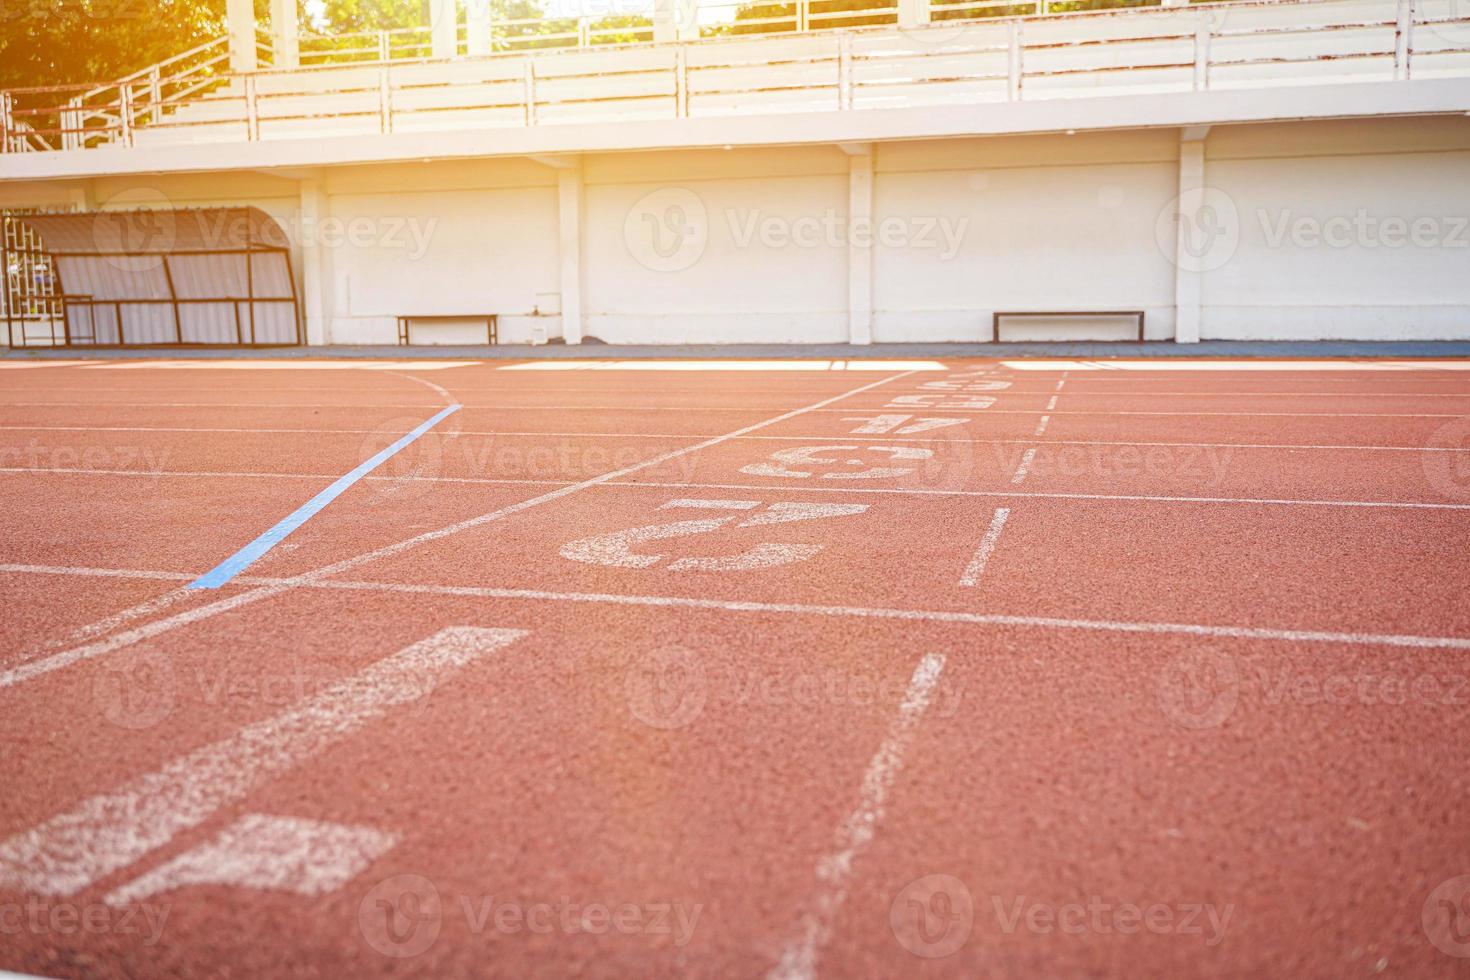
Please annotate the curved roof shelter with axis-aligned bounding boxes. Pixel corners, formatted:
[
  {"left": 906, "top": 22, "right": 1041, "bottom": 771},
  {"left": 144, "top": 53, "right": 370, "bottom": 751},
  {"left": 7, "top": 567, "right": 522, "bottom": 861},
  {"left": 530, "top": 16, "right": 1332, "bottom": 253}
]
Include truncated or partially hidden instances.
[{"left": 8, "top": 206, "right": 299, "bottom": 347}]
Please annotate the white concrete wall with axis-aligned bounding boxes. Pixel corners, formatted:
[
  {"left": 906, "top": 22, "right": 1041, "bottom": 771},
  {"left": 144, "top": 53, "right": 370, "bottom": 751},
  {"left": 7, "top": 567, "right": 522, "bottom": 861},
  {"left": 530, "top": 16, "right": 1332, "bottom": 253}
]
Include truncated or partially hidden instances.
[
  {"left": 1201, "top": 119, "right": 1470, "bottom": 340},
  {"left": 4, "top": 117, "right": 1468, "bottom": 346},
  {"left": 873, "top": 133, "right": 1179, "bottom": 341},
  {"left": 584, "top": 149, "right": 849, "bottom": 343}
]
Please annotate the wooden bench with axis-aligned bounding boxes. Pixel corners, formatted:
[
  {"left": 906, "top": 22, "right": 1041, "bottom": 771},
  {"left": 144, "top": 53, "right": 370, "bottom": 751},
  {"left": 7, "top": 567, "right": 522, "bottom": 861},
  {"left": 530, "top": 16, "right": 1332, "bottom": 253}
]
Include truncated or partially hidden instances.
[
  {"left": 992, "top": 310, "right": 1145, "bottom": 342},
  {"left": 396, "top": 314, "right": 498, "bottom": 346}
]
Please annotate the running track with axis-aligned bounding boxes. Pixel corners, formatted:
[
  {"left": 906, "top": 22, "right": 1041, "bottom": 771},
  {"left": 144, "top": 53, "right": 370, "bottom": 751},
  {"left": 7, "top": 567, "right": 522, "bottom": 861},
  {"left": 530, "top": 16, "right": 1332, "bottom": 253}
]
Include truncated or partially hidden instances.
[{"left": 1, "top": 356, "right": 1469, "bottom": 978}]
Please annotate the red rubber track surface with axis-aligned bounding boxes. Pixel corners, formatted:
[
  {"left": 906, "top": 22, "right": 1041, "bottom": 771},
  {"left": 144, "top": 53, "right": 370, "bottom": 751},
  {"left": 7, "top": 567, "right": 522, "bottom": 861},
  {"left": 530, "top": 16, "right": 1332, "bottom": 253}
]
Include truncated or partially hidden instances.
[{"left": 1, "top": 357, "right": 1468, "bottom": 979}]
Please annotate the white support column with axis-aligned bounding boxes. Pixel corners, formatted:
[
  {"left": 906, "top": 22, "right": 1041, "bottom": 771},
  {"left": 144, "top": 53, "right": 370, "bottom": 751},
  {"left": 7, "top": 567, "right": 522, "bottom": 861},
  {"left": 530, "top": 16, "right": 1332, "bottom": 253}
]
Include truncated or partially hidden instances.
[
  {"left": 654, "top": 0, "right": 676, "bottom": 42},
  {"left": 299, "top": 179, "right": 331, "bottom": 346},
  {"left": 430, "top": 0, "right": 458, "bottom": 59},
  {"left": 845, "top": 143, "right": 874, "bottom": 345},
  {"left": 1173, "top": 127, "right": 1209, "bottom": 344},
  {"left": 466, "top": 0, "right": 491, "bottom": 56},
  {"left": 226, "top": 0, "right": 258, "bottom": 73},
  {"left": 655, "top": 0, "right": 700, "bottom": 42},
  {"left": 898, "top": 0, "right": 930, "bottom": 30},
  {"left": 66, "top": 182, "right": 95, "bottom": 212},
  {"left": 270, "top": 0, "right": 300, "bottom": 69},
  {"left": 557, "top": 162, "right": 584, "bottom": 345}
]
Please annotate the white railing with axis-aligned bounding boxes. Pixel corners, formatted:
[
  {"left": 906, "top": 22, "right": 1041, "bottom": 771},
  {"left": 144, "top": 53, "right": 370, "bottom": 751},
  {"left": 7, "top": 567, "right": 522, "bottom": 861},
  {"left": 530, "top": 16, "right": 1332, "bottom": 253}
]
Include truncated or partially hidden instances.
[
  {"left": 2, "top": 35, "right": 231, "bottom": 152},
  {"left": 3, "top": 0, "right": 1467, "bottom": 154}
]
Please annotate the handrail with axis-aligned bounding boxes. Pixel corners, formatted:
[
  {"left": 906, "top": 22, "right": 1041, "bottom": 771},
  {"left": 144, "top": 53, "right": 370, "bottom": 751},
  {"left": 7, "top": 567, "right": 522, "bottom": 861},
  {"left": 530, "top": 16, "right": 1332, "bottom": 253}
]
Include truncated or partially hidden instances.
[{"left": 3, "top": 0, "right": 1466, "bottom": 155}]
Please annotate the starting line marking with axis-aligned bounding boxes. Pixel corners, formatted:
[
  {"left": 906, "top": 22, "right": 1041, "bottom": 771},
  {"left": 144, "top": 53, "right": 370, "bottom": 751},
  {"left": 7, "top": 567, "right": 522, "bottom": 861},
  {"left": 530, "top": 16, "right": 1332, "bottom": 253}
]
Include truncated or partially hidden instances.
[
  {"left": 3, "top": 401, "right": 1467, "bottom": 419},
  {"left": 959, "top": 508, "right": 1011, "bottom": 587},
  {"left": 0, "top": 627, "right": 525, "bottom": 898},
  {"left": 1, "top": 371, "right": 917, "bottom": 691},
  {"left": 187, "top": 404, "right": 462, "bottom": 589},
  {"left": 104, "top": 814, "right": 399, "bottom": 906},
  {"left": 1010, "top": 448, "right": 1038, "bottom": 485},
  {"left": 770, "top": 652, "right": 947, "bottom": 980},
  {"left": 5, "top": 428, "right": 1468, "bottom": 456},
  {"left": 3, "top": 563, "right": 1469, "bottom": 651}
]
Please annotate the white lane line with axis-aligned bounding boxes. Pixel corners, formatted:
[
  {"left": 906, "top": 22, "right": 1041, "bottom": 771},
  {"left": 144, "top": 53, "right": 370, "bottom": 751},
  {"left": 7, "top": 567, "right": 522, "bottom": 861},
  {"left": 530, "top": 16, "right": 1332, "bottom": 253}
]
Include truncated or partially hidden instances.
[
  {"left": 0, "top": 401, "right": 797, "bottom": 412},
  {"left": 0, "top": 467, "right": 565, "bottom": 487},
  {"left": 6, "top": 429, "right": 1468, "bottom": 455},
  {"left": 0, "top": 627, "right": 524, "bottom": 897},
  {"left": 104, "top": 814, "right": 398, "bottom": 906},
  {"left": 958, "top": 508, "right": 1011, "bottom": 587},
  {"left": 5, "top": 400, "right": 1467, "bottom": 418},
  {"left": 0, "top": 587, "right": 194, "bottom": 670},
  {"left": 10, "top": 387, "right": 1470, "bottom": 399},
  {"left": 613, "top": 480, "right": 1470, "bottom": 511},
  {"left": 1045, "top": 395, "right": 1058, "bottom": 411},
  {"left": 1010, "top": 448, "right": 1037, "bottom": 485},
  {"left": 809, "top": 409, "right": 1465, "bottom": 418},
  {"left": 1033, "top": 415, "right": 1051, "bottom": 437},
  {"left": 769, "top": 653, "right": 947, "bottom": 980},
  {"left": 0, "top": 371, "right": 916, "bottom": 691},
  {"left": 5, "top": 563, "right": 1469, "bottom": 651},
  {"left": 1056, "top": 376, "right": 1067, "bottom": 392}
]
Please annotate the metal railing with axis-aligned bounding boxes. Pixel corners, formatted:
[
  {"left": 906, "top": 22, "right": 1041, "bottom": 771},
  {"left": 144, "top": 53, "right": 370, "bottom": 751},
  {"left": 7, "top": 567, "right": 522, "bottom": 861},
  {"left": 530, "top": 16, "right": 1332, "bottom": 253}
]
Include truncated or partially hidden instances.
[
  {"left": 3, "top": 0, "right": 1465, "bottom": 154},
  {"left": 2, "top": 35, "right": 231, "bottom": 152}
]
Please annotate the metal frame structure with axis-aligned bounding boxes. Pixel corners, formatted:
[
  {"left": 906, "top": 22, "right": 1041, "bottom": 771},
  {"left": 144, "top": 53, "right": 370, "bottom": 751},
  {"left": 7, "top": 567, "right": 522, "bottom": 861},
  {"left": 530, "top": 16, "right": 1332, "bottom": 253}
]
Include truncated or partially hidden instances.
[
  {"left": 993, "top": 310, "right": 1147, "bottom": 341},
  {"left": 397, "top": 313, "right": 499, "bottom": 346},
  {"left": 1, "top": 212, "right": 64, "bottom": 348},
  {"left": 2, "top": 208, "right": 303, "bottom": 349}
]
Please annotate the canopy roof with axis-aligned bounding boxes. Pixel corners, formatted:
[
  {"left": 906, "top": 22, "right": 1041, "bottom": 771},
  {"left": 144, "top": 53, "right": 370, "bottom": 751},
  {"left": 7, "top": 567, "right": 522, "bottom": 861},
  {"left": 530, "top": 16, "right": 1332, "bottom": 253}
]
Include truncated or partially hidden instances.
[
  {"left": 6, "top": 206, "right": 298, "bottom": 346},
  {"left": 13, "top": 206, "right": 290, "bottom": 256}
]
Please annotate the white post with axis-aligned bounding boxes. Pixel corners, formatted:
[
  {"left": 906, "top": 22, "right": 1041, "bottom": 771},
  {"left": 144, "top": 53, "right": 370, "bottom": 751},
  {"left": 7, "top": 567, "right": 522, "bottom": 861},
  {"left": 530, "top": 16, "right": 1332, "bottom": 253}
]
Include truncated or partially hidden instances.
[
  {"left": 299, "top": 179, "right": 331, "bottom": 345},
  {"left": 898, "top": 0, "right": 930, "bottom": 30},
  {"left": 654, "top": 0, "right": 677, "bottom": 41},
  {"left": 67, "top": 183, "right": 95, "bottom": 211},
  {"left": 1193, "top": 11, "right": 1211, "bottom": 91},
  {"left": 430, "top": 0, "right": 457, "bottom": 59},
  {"left": 657, "top": 0, "right": 699, "bottom": 42},
  {"left": 847, "top": 145, "right": 874, "bottom": 345},
  {"left": 557, "top": 163, "right": 584, "bottom": 344},
  {"left": 227, "top": 0, "right": 259, "bottom": 72},
  {"left": 467, "top": 0, "right": 491, "bottom": 55},
  {"left": 1007, "top": 20, "right": 1022, "bottom": 101},
  {"left": 1173, "top": 133, "right": 1206, "bottom": 344},
  {"left": 270, "top": 0, "right": 300, "bottom": 68},
  {"left": 1394, "top": 0, "right": 1415, "bottom": 79}
]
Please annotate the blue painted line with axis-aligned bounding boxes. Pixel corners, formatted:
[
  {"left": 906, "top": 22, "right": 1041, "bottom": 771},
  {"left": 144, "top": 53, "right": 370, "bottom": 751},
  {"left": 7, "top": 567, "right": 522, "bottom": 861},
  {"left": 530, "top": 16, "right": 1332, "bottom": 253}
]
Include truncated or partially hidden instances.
[{"left": 187, "top": 404, "right": 461, "bottom": 590}]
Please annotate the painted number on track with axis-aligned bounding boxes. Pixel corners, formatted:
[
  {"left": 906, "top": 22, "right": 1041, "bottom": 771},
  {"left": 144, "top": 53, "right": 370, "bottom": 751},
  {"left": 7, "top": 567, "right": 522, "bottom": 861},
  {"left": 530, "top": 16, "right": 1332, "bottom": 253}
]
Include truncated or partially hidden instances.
[
  {"left": 843, "top": 414, "right": 969, "bottom": 435},
  {"left": 559, "top": 498, "right": 868, "bottom": 572},
  {"left": 739, "top": 445, "right": 932, "bottom": 480}
]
